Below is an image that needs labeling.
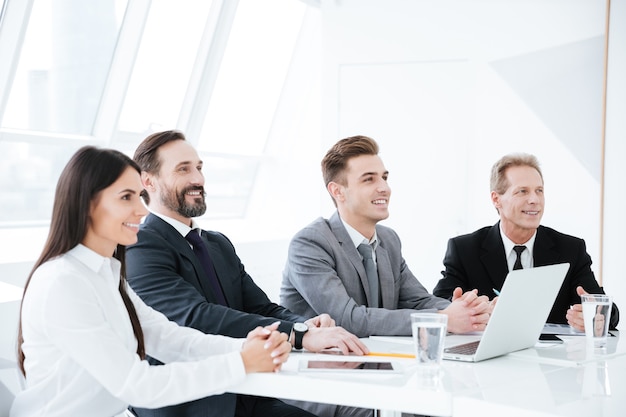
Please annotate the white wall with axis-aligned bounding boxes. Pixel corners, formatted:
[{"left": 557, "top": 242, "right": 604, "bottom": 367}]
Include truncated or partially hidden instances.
[
  {"left": 321, "top": 0, "right": 607, "bottom": 292},
  {"left": 602, "top": 0, "right": 626, "bottom": 313}
]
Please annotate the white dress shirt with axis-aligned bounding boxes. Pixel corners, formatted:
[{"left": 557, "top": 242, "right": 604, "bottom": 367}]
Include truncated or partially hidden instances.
[
  {"left": 11, "top": 244, "right": 246, "bottom": 417},
  {"left": 499, "top": 223, "right": 536, "bottom": 271},
  {"left": 150, "top": 210, "right": 195, "bottom": 240},
  {"left": 341, "top": 217, "right": 379, "bottom": 263}
]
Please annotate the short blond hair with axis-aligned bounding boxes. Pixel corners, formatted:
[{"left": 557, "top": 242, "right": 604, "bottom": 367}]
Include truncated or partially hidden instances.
[{"left": 490, "top": 153, "right": 542, "bottom": 194}]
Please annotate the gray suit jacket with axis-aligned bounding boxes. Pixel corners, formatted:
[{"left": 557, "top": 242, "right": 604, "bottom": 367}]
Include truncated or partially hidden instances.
[{"left": 280, "top": 212, "right": 450, "bottom": 337}]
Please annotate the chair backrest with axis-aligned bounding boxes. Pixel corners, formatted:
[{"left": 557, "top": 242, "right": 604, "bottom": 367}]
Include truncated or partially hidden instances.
[
  {"left": 0, "top": 364, "right": 22, "bottom": 417},
  {"left": 0, "top": 261, "right": 31, "bottom": 417},
  {"left": 0, "top": 386, "right": 14, "bottom": 417}
]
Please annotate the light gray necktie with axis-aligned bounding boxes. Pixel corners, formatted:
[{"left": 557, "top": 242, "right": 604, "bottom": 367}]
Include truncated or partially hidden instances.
[{"left": 357, "top": 243, "right": 380, "bottom": 308}]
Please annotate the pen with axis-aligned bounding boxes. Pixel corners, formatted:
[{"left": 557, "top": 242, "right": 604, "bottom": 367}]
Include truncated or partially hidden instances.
[
  {"left": 366, "top": 352, "right": 416, "bottom": 359},
  {"left": 492, "top": 288, "right": 501, "bottom": 296}
]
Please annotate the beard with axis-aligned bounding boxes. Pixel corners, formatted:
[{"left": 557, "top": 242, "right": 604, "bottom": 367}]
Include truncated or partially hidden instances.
[{"left": 160, "top": 185, "right": 207, "bottom": 218}]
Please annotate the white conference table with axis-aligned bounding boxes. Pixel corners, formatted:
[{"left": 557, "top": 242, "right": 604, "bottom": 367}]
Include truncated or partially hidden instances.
[{"left": 227, "top": 332, "right": 625, "bottom": 417}]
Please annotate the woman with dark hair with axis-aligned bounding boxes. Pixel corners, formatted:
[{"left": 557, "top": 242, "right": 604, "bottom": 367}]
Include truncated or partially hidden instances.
[{"left": 10, "top": 146, "right": 291, "bottom": 417}]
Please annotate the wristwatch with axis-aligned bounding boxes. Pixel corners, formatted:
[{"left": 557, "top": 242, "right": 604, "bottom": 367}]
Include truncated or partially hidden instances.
[{"left": 292, "top": 322, "right": 308, "bottom": 350}]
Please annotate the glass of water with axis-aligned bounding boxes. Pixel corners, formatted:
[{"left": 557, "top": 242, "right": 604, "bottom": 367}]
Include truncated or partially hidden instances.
[
  {"left": 581, "top": 294, "right": 612, "bottom": 348},
  {"left": 411, "top": 312, "right": 448, "bottom": 371}
]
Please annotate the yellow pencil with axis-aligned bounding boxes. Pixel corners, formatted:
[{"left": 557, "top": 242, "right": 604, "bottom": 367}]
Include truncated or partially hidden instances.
[{"left": 366, "top": 352, "right": 415, "bottom": 359}]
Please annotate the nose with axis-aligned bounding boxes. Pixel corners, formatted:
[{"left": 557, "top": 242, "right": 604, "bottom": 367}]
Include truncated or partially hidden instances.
[
  {"left": 135, "top": 198, "right": 149, "bottom": 217},
  {"left": 377, "top": 179, "right": 390, "bottom": 194},
  {"left": 191, "top": 167, "right": 205, "bottom": 185}
]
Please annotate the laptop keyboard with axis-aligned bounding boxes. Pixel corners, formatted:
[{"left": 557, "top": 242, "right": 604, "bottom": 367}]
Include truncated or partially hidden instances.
[{"left": 444, "top": 340, "right": 480, "bottom": 355}]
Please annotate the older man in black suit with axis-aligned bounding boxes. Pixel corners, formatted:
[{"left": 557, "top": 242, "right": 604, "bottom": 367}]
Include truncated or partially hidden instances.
[{"left": 433, "top": 153, "right": 619, "bottom": 330}]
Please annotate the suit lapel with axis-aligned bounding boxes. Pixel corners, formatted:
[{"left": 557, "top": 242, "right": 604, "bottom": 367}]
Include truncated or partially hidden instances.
[
  {"left": 144, "top": 214, "right": 195, "bottom": 267},
  {"left": 328, "top": 213, "right": 375, "bottom": 306},
  {"left": 200, "top": 231, "right": 233, "bottom": 306},
  {"left": 532, "top": 226, "right": 556, "bottom": 267},
  {"left": 480, "top": 222, "right": 509, "bottom": 290},
  {"left": 144, "top": 214, "right": 223, "bottom": 304}
]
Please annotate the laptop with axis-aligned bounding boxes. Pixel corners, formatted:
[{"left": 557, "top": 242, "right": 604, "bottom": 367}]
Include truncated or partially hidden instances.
[{"left": 443, "top": 262, "right": 570, "bottom": 362}]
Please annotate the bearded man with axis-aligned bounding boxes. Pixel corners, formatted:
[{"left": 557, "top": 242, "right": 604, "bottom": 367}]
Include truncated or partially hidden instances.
[{"left": 125, "top": 130, "right": 367, "bottom": 417}]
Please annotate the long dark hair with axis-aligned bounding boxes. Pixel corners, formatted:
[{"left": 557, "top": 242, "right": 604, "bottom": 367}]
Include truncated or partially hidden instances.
[{"left": 17, "top": 146, "right": 146, "bottom": 375}]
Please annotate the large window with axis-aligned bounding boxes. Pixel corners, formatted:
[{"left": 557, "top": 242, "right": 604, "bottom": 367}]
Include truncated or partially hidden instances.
[
  {"left": 0, "top": 0, "right": 127, "bottom": 224},
  {"left": 0, "top": 0, "right": 310, "bottom": 226}
]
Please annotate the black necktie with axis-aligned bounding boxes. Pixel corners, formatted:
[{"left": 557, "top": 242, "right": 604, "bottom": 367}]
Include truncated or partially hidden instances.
[
  {"left": 513, "top": 245, "right": 526, "bottom": 270},
  {"left": 185, "top": 230, "right": 228, "bottom": 306},
  {"left": 357, "top": 243, "right": 380, "bottom": 308}
]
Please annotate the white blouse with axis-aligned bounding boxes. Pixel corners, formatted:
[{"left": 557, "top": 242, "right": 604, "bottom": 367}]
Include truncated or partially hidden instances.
[{"left": 10, "top": 244, "right": 246, "bottom": 417}]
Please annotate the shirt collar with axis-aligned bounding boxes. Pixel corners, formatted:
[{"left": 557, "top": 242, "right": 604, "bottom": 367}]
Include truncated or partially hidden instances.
[
  {"left": 499, "top": 223, "right": 537, "bottom": 258},
  {"left": 67, "top": 244, "right": 121, "bottom": 281},
  {"left": 340, "top": 216, "right": 378, "bottom": 250},
  {"left": 151, "top": 211, "right": 199, "bottom": 237}
]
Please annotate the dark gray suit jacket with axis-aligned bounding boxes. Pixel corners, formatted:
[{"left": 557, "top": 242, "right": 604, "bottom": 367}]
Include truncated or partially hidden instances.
[
  {"left": 280, "top": 212, "right": 450, "bottom": 337},
  {"left": 126, "top": 213, "right": 307, "bottom": 417},
  {"left": 433, "top": 222, "right": 619, "bottom": 329}
]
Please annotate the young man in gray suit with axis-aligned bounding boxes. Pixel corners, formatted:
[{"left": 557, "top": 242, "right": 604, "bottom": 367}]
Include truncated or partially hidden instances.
[
  {"left": 280, "top": 135, "right": 491, "bottom": 338},
  {"left": 125, "top": 130, "right": 368, "bottom": 417},
  {"left": 433, "top": 153, "right": 619, "bottom": 330}
]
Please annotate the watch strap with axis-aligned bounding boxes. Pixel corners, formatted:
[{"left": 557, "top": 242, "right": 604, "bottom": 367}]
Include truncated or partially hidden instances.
[{"left": 293, "top": 324, "right": 307, "bottom": 350}]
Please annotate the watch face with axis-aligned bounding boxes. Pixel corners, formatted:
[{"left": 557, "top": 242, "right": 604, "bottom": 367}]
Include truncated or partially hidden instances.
[{"left": 294, "top": 323, "right": 308, "bottom": 332}]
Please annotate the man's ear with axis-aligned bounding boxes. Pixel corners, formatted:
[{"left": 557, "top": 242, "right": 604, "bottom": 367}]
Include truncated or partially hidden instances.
[
  {"left": 490, "top": 190, "right": 502, "bottom": 212},
  {"left": 141, "top": 171, "right": 154, "bottom": 191},
  {"left": 327, "top": 181, "right": 344, "bottom": 203},
  {"left": 490, "top": 191, "right": 499, "bottom": 207}
]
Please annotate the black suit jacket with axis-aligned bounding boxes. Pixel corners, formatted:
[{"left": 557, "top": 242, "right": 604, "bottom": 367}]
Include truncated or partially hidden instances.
[
  {"left": 433, "top": 223, "right": 619, "bottom": 329},
  {"left": 125, "top": 213, "right": 307, "bottom": 417}
]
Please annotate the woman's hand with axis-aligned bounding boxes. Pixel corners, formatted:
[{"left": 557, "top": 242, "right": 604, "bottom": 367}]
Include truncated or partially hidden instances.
[{"left": 240, "top": 322, "right": 291, "bottom": 373}]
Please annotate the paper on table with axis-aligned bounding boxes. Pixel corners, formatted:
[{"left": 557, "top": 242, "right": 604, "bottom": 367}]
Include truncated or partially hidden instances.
[{"left": 368, "top": 336, "right": 413, "bottom": 345}]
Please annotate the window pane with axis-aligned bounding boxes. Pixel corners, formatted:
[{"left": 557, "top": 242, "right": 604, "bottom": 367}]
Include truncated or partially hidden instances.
[
  {"left": 1, "top": 0, "right": 126, "bottom": 134},
  {"left": 199, "top": 0, "right": 306, "bottom": 155},
  {"left": 0, "top": 0, "right": 6, "bottom": 26},
  {"left": 197, "top": 154, "right": 258, "bottom": 219},
  {"left": 0, "top": 141, "right": 82, "bottom": 224},
  {"left": 117, "top": 1, "right": 213, "bottom": 133}
]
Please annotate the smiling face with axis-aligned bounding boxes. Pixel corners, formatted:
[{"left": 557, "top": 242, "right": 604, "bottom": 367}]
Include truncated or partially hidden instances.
[
  {"left": 143, "top": 139, "right": 206, "bottom": 225},
  {"left": 492, "top": 165, "right": 544, "bottom": 243},
  {"left": 83, "top": 167, "right": 148, "bottom": 256},
  {"left": 329, "top": 154, "right": 390, "bottom": 239}
]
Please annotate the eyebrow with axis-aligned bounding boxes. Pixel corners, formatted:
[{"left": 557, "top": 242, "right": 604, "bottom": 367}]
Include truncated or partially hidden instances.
[
  {"left": 359, "top": 170, "right": 389, "bottom": 178},
  {"left": 118, "top": 188, "right": 138, "bottom": 195},
  {"left": 174, "top": 160, "right": 203, "bottom": 169},
  {"left": 513, "top": 185, "right": 543, "bottom": 191}
]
